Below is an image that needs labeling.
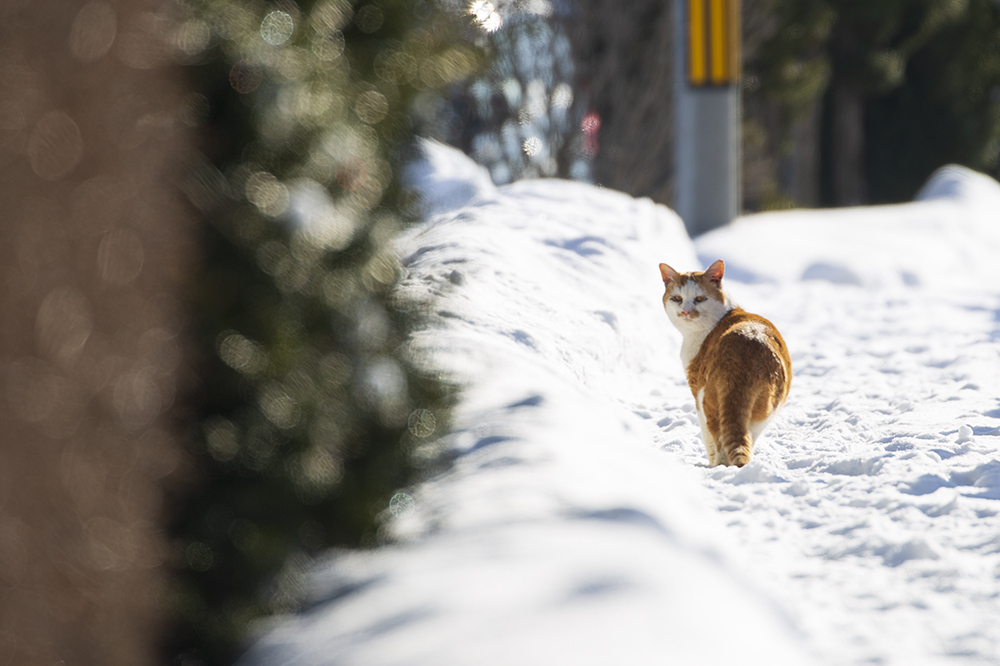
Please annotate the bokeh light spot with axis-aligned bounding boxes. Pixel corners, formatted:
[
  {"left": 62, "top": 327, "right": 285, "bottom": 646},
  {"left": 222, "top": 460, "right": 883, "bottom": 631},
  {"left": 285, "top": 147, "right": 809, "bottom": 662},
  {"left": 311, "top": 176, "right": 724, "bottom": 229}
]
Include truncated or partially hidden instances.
[
  {"left": 245, "top": 171, "right": 289, "bottom": 217},
  {"left": 261, "top": 10, "right": 294, "bottom": 46},
  {"left": 28, "top": 111, "right": 83, "bottom": 181},
  {"left": 229, "top": 60, "right": 263, "bottom": 94},
  {"left": 375, "top": 49, "right": 418, "bottom": 85},
  {"left": 523, "top": 136, "right": 542, "bottom": 157},
  {"left": 312, "top": 0, "right": 352, "bottom": 31},
  {"left": 293, "top": 447, "right": 344, "bottom": 497},
  {"left": 276, "top": 46, "right": 309, "bottom": 81},
  {"left": 354, "top": 89, "right": 388, "bottom": 124},
  {"left": 355, "top": 5, "right": 384, "bottom": 33},
  {"left": 312, "top": 31, "right": 345, "bottom": 61},
  {"left": 69, "top": 1, "right": 117, "bottom": 62},
  {"left": 259, "top": 385, "right": 301, "bottom": 430},
  {"left": 336, "top": 158, "right": 368, "bottom": 191},
  {"left": 552, "top": 82, "right": 573, "bottom": 110},
  {"left": 205, "top": 417, "right": 240, "bottom": 462},
  {"left": 97, "top": 228, "right": 145, "bottom": 285},
  {"left": 288, "top": 180, "right": 357, "bottom": 249},
  {"left": 389, "top": 492, "right": 414, "bottom": 517},
  {"left": 36, "top": 286, "right": 93, "bottom": 365},
  {"left": 185, "top": 542, "right": 214, "bottom": 572},
  {"left": 407, "top": 409, "right": 437, "bottom": 438},
  {"left": 112, "top": 370, "right": 162, "bottom": 430},
  {"left": 174, "top": 20, "right": 210, "bottom": 59},
  {"left": 217, "top": 331, "right": 267, "bottom": 375}
]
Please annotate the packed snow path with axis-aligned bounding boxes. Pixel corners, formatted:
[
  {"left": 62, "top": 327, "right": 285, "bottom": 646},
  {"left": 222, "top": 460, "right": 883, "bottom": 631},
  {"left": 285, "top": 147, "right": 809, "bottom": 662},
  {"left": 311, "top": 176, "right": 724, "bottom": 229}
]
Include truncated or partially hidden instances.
[
  {"left": 692, "top": 181, "right": 1000, "bottom": 664},
  {"left": 242, "top": 145, "right": 1000, "bottom": 666}
]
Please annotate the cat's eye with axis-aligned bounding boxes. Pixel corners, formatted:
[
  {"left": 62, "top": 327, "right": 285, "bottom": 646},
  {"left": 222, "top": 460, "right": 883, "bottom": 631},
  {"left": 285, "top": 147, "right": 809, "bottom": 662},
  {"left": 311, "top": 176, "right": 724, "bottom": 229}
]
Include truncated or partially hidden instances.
[
  {"left": 694, "top": 296, "right": 707, "bottom": 303},
  {"left": 670, "top": 296, "right": 682, "bottom": 303}
]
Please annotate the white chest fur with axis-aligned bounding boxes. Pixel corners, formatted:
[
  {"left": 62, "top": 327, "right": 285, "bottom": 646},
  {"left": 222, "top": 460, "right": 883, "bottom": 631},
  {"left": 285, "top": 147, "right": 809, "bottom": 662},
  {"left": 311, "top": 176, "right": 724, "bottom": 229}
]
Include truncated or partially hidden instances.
[{"left": 679, "top": 329, "right": 710, "bottom": 370}]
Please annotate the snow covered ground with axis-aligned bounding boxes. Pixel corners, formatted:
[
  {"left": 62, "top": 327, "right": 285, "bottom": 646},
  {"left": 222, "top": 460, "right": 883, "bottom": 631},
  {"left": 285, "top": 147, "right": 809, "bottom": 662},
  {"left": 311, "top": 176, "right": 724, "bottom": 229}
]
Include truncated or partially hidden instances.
[{"left": 241, "top": 143, "right": 1000, "bottom": 666}]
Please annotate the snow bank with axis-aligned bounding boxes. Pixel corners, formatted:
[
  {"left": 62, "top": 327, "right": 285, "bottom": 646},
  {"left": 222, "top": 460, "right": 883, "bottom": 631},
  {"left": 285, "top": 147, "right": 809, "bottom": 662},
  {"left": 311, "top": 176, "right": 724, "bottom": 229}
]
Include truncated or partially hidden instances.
[
  {"left": 402, "top": 138, "right": 499, "bottom": 216},
  {"left": 690, "top": 165, "right": 1000, "bottom": 665},
  {"left": 696, "top": 164, "right": 1000, "bottom": 289},
  {"left": 242, "top": 145, "right": 1000, "bottom": 666},
  {"left": 240, "top": 143, "right": 817, "bottom": 665}
]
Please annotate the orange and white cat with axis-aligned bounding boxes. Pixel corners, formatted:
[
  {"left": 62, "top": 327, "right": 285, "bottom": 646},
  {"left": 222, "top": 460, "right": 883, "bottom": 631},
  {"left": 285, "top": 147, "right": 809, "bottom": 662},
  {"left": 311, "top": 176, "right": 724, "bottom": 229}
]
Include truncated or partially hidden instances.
[{"left": 659, "top": 260, "right": 791, "bottom": 467}]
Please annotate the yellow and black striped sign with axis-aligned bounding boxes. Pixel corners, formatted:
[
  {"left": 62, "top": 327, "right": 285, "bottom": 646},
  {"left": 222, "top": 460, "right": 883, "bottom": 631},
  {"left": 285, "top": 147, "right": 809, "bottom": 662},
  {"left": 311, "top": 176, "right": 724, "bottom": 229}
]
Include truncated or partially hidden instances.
[{"left": 687, "top": 0, "right": 740, "bottom": 87}]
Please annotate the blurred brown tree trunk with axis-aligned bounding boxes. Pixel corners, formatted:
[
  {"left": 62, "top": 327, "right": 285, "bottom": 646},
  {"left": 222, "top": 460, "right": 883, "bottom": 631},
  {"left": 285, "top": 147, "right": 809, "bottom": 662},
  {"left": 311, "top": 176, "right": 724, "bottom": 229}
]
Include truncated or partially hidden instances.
[
  {"left": 828, "top": 80, "right": 867, "bottom": 206},
  {"left": 565, "top": 0, "right": 675, "bottom": 206},
  {"left": 0, "top": 1, "right": 193, "bottom": 664}
]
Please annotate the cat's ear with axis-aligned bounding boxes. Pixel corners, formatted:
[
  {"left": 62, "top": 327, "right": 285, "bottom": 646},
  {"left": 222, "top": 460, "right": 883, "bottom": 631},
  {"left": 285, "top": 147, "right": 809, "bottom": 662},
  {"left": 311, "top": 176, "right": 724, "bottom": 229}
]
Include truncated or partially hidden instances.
[
  {"left": 659, "top": 263, "right": 681, "bottom": 284},
  {"left": 705, "top": 260, "right": 725, "bottom": 286}
]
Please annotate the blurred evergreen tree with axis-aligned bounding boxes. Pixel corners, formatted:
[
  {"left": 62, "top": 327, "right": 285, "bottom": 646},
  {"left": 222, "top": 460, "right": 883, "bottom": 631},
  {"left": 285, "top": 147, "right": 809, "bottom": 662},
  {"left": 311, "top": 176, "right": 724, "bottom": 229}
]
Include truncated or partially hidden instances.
[
  {"left": 741, "top": 0, "right": 834, "bottom": 209},
  {"left": 866, "top": 0, "right": 1000, "bottom": 202},
  {"left": 746, "top": 0, "right": 1000, "bottom": 207},
  {"left": 431, "top": 0, "right": 585, "bottom": 185},
  {"left": 168, "top": 1, "right": 477, "bottom": 663}
]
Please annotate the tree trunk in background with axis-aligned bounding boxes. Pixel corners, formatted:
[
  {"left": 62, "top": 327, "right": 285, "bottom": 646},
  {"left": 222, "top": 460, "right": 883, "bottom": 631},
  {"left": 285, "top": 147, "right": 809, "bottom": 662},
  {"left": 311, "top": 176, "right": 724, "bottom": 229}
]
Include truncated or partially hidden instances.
[
  {"left": 565, "top": 0, "right": 675, "bottom": 206},
  {"left": 0, "top": 2, "right": 192, "bottom": 664},
  {"left": 785, "top": 97, "right": 821, "bottom": 206},
  {"left": 829, "top": 81, "right": 867, "bottom": 206}
]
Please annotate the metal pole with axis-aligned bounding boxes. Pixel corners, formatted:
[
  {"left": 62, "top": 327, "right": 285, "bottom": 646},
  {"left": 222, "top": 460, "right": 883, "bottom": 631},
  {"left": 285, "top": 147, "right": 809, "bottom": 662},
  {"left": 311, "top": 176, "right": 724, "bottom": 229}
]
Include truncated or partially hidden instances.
[{"left": 674, "top": 0, "right": 740, "bottom": 236}]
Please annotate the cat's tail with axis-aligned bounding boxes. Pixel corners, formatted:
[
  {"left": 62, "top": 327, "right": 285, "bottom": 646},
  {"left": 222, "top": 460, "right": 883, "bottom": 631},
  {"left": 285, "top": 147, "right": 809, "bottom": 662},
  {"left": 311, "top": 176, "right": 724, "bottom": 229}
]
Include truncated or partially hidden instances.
[{"left": 719, "top": 397, "right": 754, "bottom": 467}]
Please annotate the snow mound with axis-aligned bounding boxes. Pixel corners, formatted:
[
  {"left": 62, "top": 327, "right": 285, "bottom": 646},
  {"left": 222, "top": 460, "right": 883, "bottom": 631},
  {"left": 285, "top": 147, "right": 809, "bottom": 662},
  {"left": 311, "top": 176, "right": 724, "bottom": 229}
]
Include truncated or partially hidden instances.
[
  {"left": 240, "top": 143, "right": 816, "bottom": 665},
  {"left": 242, "top": 143, "right": 1000, "bottom": 666},
  {"left": 402, "top": 138, "right": 499, "bottom": 216},
  {"left": 697, "top": 166, "right": 1000, "bottom": 289},
  {"left": 914, "top": 163, "right": 1000, "bottom": 203}
]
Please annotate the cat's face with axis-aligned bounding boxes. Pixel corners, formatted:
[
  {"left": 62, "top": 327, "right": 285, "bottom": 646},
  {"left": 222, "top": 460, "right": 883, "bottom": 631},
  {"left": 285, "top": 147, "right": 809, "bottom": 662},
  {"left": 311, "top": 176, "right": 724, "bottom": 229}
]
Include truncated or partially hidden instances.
[{"left": 659, "top": 260, "right": 730, "bottom": 331}]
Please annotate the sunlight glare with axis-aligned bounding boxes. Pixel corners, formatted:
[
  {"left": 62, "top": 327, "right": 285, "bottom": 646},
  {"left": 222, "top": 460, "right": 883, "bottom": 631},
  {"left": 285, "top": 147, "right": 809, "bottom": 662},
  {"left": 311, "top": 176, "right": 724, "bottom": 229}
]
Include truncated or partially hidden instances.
[{"left": 469, "top": 0, "right": 502, "bottom": 33}]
